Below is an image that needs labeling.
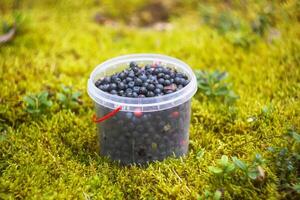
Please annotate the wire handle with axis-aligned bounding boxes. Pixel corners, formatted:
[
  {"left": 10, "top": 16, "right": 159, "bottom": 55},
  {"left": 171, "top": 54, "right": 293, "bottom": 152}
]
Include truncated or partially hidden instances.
[{"left": 92, "top": 106, "right": 122, "bottom": 123}]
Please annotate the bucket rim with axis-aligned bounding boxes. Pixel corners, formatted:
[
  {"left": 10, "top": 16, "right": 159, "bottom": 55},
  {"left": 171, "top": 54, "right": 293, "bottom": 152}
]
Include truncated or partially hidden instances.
[{"left": 87, "top": 53, "right": 197, "bottom": 112}]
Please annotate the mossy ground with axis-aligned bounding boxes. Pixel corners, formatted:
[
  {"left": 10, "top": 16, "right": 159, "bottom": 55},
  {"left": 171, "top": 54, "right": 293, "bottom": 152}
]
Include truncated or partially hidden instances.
[{"left": 1, "top": 1, "right": 300, "bottom": 199}]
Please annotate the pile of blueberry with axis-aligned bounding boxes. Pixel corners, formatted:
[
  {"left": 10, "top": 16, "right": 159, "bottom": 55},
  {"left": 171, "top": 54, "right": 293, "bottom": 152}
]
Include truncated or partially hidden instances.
[
  {"left": 94, "top": 61, "right": 192, "bottom": 165},
  {"left": 95, "top": 61, "right": 190, "bottom": 97}
]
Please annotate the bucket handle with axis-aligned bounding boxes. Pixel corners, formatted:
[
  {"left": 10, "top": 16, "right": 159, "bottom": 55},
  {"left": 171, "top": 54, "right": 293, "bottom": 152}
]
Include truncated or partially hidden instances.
[{"left": 92, "top": 106, "right": 122, "bottom": 123}]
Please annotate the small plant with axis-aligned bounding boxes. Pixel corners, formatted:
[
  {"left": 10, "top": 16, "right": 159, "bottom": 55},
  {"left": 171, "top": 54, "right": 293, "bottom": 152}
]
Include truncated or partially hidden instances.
[
  {"left": 57, "top": 85, "right": 82, "bottom": 110},
  {"left": 199, "top": 5, "right": 241, "bottom": 34},
  {"left": 208, "top": 155, "right": 235, "bottom": 180},
  {"left": 232, "top": 154, "right": 266, "bottom": 181},
  {"left": 195, "top": 70, "right": 239, "bottom": 105},
  {"left": 198, "top": 189, "right": 222, "bottom": 200},
  {"left": 23, "top": 91, "right": 53, "bottom": 115},
  {"left": 267, "top": 128, "right": 300, "bottom": 196}
]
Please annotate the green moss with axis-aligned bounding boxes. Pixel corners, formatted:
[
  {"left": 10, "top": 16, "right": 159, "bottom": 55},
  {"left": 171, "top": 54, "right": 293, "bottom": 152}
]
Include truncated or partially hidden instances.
[{"left": 1, "top": 0, "right": 300, "bottom": 199}]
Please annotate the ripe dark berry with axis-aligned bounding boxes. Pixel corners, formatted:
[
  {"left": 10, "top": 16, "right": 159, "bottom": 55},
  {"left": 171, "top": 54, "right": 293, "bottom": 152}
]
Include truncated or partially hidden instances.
[
  {"left": 164, "top": 74, "right": 170, "bottom": 80},
  {"left": 126, "top": 88, "right": 133, "bottom": 93},
  {"left": 132, "top": 92, "right": 138, "bottom": 97},
  {"left": 133, "top": 86, "right": 140, "bottom": 93},
  {"left": 154, "top": 88, "right": 161, "bottom": 94},
  {"left": 119, "top": 72, "right": 127, "bottom": 80},
  {"left": 164, "top": 80, "right": 171, "bottom": 86},
  {"left": 158, "top": 78, "right": 165, "bottom": 84},
  {"left": 135, "top": 78, "right": 143, "bottom": 86},
  {"left": 147, "top": 84, "right": 155, "bottom": 91},
  {"left": 95, "top": 80, "right": 102, "bottom": 87},
  {"left": 128, "top": 81, "right": 135, "bottom": 88},
  {"left": 128, "top": 71, "right": 135, "bottom": 78},
  {"left": 174, "top": 77, "right": 181, "bottom": 85},
  {"left": 110, "top": 90, "right": 118, "bottom": 95},
  {"left": 130, "top": 61, "right": 138, "bottom": 68},
  {"left": 119, "top": 90, "right": 125, "bottom": 96},
  {"left": 158, "top": 73, "right": 165, "bottom": 78},
  {"left": 140, "top": 87, "right": 147, "bottom": 94},
  {"left": 126, "top": 77, "right": 133, "bottom": 82},
  {"left": 156, "top": 84, "right": 164, "bottom": 90},
  {"left": 110, "top": 83, "right": 117, "bottom": 90},
  {"left": 146, "top": 91, "right": 155, "bottom": 97},
  {"left": 118, "top": 82, "right": 126, "bottom": 90},
  {"left": 126, "top": 92, "right": 133, "bottom": 97},
  {"left": 139, "top": 74, "right": 147, "bottom": 82}
]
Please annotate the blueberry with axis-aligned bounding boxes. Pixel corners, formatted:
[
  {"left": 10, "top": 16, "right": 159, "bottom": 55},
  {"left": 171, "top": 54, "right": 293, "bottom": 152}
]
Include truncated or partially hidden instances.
[
  {"left": 138, "top": 94, "right": 146, "bottom": 98},
  {"left": 182, "top": 79, "right": 189, "bottom": 86},
  {"left": 119, "top": 90, "right": 125, "bottom": 96},
  {"left": 135, "top": 78, "right": 143, "bottom": 86},
  {"left": 157, "top": 73, "right": 164, "bottom": 78},
  {"left": 110, "top": 90, "right": 118, "bottom": 95},
  {"left": 164, "top": 74, "right": 170, "bottom": 80},
  {"left": 164, "top": 80, "right": 171, "bottom": 86},
  {"left": 153, "top": 68, "right": 160, "bottom": 75},
  {"left": 112, "top": 77, "right": 121, "bottom": 83},
  {"left": 95, "top": 80, "right": 102, "bottom": 87},
  {"left": 139, "top": 74, "right": 147, "bottom": 82},
  {"left": 128, "top": 71, "right": 135, "bottom": 78},
  {"left": 156, "top": 84, "right": 164, "bottom": 90},
  {"left": 118, "top": 82, "right": 126, "bottom": 90},
  {"left": 154, "top": 88, "right": 161, "bottom": 94},
  {"left": 146, "top": 91, "right": 155, "bottom": 97},
  {"left": 104, "top": 77, "right": 111, "bottom": 83},
  {"left": 176, "top": 72, "right": 184, "bottom": 78},
  {"left": 142, "top": 82, "right": 149, "bottom": 88},
  {"left": 147, "top": 84, "right": 155, "bottom": 91},
  {"left": 126, "top": 92, "right": 133, "bottom": 97},
  {"left": 130, "top": 61, "right": 138, "bottom": 68},
  {"left": 128, "top": 81, "right": 135, "bottom": 88},
  {"left": 132, "top": 92, "right": 138, "bottom": 97},
  {"left": 119, "top": 72, "right": 127, "bottom": 80},
  {"left": 133, "top": 86, "right": 140, "bottom": 93},
  {"left": 126, "top": 77, "right": 133, "bottom": 82},
  {"left": 170, "top": 72, "right": 176, "bottom": 78},
  {"left": 157, "top": 67, "right": 163, "bottom": 73},
  {"left": 126, "top": 88, "right": 133, "bottom": 93},
  {"left": 140, "top": 87, "right": 147, "bottom": 94},
  {"left": 110, "top": 83, "right": 117, "bottom": 90},
  {"left": 174, "top": 77, "right": 181, "bottom": 84},
  {"left": 158, "top": 78, "right": 165, "bottom": 84}
]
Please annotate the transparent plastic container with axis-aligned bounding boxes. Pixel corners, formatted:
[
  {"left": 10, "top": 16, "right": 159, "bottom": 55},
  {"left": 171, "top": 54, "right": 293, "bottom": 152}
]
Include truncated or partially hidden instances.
[{"left": 87, "top": 54, "right": 197, "bottom": 165}]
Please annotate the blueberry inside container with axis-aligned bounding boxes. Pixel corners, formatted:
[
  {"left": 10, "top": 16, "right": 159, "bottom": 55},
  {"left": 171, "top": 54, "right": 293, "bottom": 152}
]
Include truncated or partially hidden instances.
[{"left": 87, "top": 54, "right": 197, "bottom": 165}]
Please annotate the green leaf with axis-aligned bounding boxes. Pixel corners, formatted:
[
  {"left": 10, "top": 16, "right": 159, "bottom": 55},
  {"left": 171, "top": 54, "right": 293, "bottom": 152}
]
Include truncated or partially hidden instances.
[
  {"left": 292, "top": 132, "right": 300, "bottom": 143},
  {"left": 219, "top": 155, "right": 229, "bottom": 166},
  {"left": 232, "top": 157, "right": 247, "bottom": 171},
  {"left": 225, "top": 163, "right": 235, "bottom": 173},
  {"left": 57, "top": 93, "right": 67, "bottom": 103},
  {"left": 72, "top": 91, "right": 81, "bottom": 100},
  {"left": 292, "top": 184, "right": 300, "bottom": 193},
  {"left": 247, "top": 169, "right": 258, "bottom": 180},
  {"left": 196, "top": 149, "right": 205, "bottom": 160},
  {"left": 213, "top": 190, "right": 222, "bottom": 200},
  {"left": 23, "top": 96, "right": 36, "bottom": 107},
  {"left": 44, "top": 100, "right": 53, "bottom": 107},
  {"left": 204, "top": 190, "right": 212, "bottom": 198},
  {"left": 208, "top": 166, "right": 223, "bottom": 174},
  {"left": 38, "top": 91, "right": 48, "bottom": 101}
]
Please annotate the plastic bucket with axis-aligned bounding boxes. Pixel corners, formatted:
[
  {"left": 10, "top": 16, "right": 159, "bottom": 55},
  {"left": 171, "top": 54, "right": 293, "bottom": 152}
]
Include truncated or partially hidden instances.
[{"left": 87, "top": 54, "right": 197, "bottom": 165}]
